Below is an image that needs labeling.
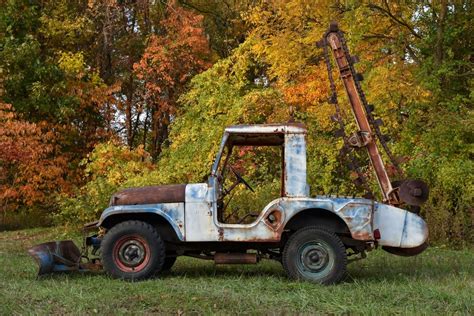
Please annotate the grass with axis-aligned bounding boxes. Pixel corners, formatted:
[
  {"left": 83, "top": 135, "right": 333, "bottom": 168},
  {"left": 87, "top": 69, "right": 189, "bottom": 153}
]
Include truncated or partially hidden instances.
[{"left": 0, "top": 228, "right": 472, "bottom": 315}]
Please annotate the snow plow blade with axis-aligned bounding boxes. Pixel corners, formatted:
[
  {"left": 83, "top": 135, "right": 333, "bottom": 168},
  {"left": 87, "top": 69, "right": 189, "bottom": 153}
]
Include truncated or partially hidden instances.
[{"left": 28, "top": 240, "right": 82, "bottom": 275}]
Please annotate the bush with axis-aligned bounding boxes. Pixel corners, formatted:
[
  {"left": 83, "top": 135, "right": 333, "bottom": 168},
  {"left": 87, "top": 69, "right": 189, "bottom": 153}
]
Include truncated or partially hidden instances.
[{"left": 56, "top": 141, "right": 157, "bottom": 225}]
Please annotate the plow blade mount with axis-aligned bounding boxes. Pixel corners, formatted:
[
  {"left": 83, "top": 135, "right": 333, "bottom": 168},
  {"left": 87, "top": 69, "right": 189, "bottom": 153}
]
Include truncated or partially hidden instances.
[{"left": 28, "top": 240, "right": 82, "bottom": 275}]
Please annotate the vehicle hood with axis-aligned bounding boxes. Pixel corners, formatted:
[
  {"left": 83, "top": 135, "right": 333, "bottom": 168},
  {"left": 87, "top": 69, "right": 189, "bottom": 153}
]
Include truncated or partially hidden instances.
[{"left": 109, "top": 184, "right": 187, "bottom": 206}]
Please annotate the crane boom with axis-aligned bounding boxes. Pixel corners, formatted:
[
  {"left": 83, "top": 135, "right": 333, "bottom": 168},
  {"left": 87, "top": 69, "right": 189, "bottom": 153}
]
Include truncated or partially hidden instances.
[
  {"left": 325, "top": 29, "right": 398, "bottom": 204},
  {"left": 320, "top": 22, "right": 429, "bottom": 207}
]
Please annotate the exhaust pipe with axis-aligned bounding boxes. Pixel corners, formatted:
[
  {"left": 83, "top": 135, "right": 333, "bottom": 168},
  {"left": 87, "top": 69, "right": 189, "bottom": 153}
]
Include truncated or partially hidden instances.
[{"left": 214, "top": 253, "right": 258, "bottom": 264}]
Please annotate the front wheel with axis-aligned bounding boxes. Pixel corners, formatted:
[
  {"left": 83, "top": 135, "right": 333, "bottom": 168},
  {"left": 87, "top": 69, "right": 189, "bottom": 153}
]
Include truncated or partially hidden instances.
[
  {"left": 282, "top": 226, "right": 347, "bottom": 285},
  {"left": 101, "top": 220, "right": 165, "bottom": 281}
]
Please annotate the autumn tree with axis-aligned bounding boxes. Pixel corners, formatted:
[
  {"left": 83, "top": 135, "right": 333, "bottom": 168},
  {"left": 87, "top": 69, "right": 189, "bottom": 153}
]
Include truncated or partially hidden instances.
[
  {"left": 134, "top": 1, "right": 212, "bottom": 160},
  {"left": 0, "top": 103, "right": 70, "bottom": 222},
  {"left": 0, "top": 0, "right": 121, "bottom": 222},
  {"left": 178, "top": 0, "right": 255, "bottom": 57}
]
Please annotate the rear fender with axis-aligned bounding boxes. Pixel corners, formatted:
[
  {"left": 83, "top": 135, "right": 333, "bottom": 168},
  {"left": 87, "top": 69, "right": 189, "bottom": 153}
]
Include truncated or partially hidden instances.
[{"left": 277, "top": 197, "right": 374, "bottom": 241}]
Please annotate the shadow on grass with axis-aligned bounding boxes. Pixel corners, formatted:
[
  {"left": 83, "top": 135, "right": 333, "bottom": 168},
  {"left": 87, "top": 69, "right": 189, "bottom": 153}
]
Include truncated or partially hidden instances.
[
  {"left": 27, "top": 249, "right": 472, "bottom": 284},
  {"left": 346, "top": 250, "right": 472, "bottom": 283}
]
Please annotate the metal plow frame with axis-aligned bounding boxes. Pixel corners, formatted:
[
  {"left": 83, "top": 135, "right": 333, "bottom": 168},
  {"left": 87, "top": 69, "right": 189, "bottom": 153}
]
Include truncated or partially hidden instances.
[{"left": 28, "top": 240, "right": 85, "bottom": 276}]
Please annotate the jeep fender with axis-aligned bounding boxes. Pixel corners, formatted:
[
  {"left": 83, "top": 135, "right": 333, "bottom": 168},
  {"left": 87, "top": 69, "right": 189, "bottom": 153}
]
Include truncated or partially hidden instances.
[
  {"left": 97, "top": 203, "right": 185, "bottom": 241},
  {"left": 273, "top": 197, "right": 374, "bottom": 241}
]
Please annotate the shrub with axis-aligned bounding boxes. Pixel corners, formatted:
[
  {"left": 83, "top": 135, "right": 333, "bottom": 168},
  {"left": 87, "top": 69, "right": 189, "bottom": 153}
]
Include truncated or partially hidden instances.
[{"left": 56, "top": 141, "right": 156, "bottom": 225}]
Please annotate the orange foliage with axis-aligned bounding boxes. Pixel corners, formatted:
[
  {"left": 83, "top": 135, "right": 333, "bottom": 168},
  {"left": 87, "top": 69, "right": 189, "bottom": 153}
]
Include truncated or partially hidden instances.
[
  {"left": 134, "top": 1, "right": 211, "bottom": 114},
  {"left": 281, "top": 66, "right": 330, "bottom": 109},
  {"left": 0, "top": 103, "right": 70, "bottom": 214},
  {"left": 133, "top": 1, "right": 212, "bottom": 159}
]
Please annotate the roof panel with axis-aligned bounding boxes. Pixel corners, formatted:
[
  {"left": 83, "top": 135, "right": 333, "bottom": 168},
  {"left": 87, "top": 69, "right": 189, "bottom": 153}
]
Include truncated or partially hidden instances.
[{"left": 225, "top": 123, "right": 307, "bottom": 135}]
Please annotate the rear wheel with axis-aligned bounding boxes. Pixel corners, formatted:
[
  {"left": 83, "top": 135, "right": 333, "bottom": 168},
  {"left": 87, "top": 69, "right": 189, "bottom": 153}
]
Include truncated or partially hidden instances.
[
  {"left": 101, "top": 220, "right": 165, "bottom": 281},
  {"left": 282, "top": 226, "right": 347, "bottom": 285}
]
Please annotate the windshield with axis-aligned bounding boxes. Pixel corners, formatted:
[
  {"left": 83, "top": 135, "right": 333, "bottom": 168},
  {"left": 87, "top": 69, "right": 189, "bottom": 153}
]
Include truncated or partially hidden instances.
[{"left": 216, "top": 144, "right": 282, "bottom": 224}]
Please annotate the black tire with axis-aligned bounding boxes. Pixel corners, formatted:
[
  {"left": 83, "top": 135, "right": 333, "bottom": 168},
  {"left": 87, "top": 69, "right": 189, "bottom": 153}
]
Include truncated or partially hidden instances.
[
  {"left": 101, "top": 220, "right": 165, "bottom": 281},
  {"left": 162, "top": 256, "right": 177, "bottom": 271},
  {"left": 282, "top": 226, "right": 347, "bottom": 285}
]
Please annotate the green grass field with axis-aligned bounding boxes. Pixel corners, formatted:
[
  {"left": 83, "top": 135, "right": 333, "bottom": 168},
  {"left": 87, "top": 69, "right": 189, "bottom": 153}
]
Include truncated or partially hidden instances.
[{"left": 0, "top": 228, "right": 472, "bottom": 315}]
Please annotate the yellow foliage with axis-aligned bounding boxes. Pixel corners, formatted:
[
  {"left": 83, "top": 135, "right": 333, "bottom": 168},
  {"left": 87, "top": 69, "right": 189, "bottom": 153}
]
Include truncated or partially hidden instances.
[{"left": 58, "top": 51, "right": 85, "bottom": 79}]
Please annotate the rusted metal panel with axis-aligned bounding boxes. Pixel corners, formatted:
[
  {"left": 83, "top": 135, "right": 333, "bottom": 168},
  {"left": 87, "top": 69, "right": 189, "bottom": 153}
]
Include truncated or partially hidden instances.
[
  {"left": 110, "top": 184, "right": 186, "bottom": 206},
  {"left": 284, "top": 134, "right": 309, "bottom": 197},
  {"left": 212, "top": 202, "right": 286, "bottom": 242},
  {"left": 184, "top": 183, "right": 218, "bottom": 241},
  {"left": 214, "top": 253, "right": 257, "bottom": 264},
  {"left": 273, "top": 197, "right": 375, "bottom": 241},
  {"left": 225, "top": 123, "right": 307, "bottom": 135},
  {"left": 337, "top": 202, "right": 373, "bottom": 240},
  {"left": 210, "top": 197, "right": 373, "bottom": 243}
]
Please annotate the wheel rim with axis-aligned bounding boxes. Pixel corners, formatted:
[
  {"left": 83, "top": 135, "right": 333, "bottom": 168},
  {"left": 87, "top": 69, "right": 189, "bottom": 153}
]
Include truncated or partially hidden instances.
[
  {"left": 113, "top": 235, "right": 151, "bottom": 273},
  {"left": 296, "top": 240, "right": 335, "bottom": 280}
]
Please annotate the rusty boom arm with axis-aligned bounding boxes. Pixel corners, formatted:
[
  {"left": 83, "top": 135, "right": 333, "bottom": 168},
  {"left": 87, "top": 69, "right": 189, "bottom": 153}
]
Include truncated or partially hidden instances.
[{"left": 321, "top": 23, "right": 429, "bottom": 207}]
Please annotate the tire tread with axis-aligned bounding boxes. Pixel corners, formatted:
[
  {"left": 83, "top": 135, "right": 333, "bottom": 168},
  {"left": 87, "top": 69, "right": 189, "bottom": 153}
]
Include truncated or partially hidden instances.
[{"left": 101, "top": 220, "right": 165, "bottom": 281}]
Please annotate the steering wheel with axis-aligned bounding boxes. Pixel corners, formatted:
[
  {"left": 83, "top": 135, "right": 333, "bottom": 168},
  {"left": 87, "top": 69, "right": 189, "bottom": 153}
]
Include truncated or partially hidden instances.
[{"left": 229, "top": 166, "right": 255, "bottom": 192}]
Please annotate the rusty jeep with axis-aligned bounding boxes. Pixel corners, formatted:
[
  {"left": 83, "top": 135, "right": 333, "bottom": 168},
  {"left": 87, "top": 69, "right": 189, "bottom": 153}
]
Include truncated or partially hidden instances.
[
  {"left": 28, "top": 23, "right": 429, "bottom": 285},
  {"left": 29, "top": 123, "right": 429, "bottom": 284}
]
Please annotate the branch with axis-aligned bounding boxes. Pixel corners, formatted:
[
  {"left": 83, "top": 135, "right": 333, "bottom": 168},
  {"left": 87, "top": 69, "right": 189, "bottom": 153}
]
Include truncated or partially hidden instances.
[
  {"left": 368, "top": 2, "right": 421, "bottom": 39},
  {"left": 405, "top": 44, "right": 420, "bottom": 64},
  {"left": 361, "top": 33, "right": 396, "bottom": 40}
]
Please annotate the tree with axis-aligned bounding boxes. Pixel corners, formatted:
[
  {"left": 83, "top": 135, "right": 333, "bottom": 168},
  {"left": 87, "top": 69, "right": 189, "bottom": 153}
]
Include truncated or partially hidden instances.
[
  {"left": 134, "top": 1, "right": 212, "bottom": 160},
  {"left": 0, "top": 103, "right": 69, "bottom": 219}
]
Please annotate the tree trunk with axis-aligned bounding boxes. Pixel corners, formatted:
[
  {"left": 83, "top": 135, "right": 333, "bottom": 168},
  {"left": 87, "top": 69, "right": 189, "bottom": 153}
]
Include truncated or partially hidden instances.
[{"left": 435, "top": 0, "right": 447, "bottom": 67}]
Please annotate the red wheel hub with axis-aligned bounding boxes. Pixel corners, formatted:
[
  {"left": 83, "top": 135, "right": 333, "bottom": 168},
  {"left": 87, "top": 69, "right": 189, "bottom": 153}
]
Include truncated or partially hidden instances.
[{"left": 113, "top": 235, "right": 151, "bottom": 273}]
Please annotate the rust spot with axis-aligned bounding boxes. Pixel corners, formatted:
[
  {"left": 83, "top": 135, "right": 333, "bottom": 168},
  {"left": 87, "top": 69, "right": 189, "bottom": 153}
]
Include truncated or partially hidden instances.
[
  {"left": 218, "top": 227, "right": 224, "bottom": 241},
  {"left": 351, "top": 231, "right": 371, "bottom": 241},
  {"left": 214, "top": 253, "right": 257, "bottom": 264},
  {"left": 344, "top": 216, "right": 353, "bottom": 223},
  {"left": 265, "top": 209, "right": 283, "bottom": 230},
  {"left": 110, "top": 184, "right": 186, "bottom": 206}
]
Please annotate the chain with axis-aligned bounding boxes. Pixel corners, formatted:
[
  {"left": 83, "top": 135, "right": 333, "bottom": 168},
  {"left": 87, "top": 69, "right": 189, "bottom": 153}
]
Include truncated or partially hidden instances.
[
  {"left": 335, "top": 30, "right": 403, "bottom": 175},
  {"left": 320, "top": 36, "right": 373, "bottom": 197},
  {"left": 318, "top": 26, "right": 407, "bottom": 198}
]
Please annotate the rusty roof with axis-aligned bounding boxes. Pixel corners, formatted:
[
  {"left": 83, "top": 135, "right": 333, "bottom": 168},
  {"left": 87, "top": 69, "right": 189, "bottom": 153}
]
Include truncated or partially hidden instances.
[{"left": 225, "top": 123, "right": 307, "bottom": 135}]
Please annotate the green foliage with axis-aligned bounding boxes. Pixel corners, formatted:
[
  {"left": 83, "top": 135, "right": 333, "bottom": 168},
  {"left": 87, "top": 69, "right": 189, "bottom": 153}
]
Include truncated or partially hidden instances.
[
  {"left": 157, "top": 42, "right": 288, "bottom": 184},
  {"left": 56, "top": 142, "right": 155, "bottom": 225}
]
